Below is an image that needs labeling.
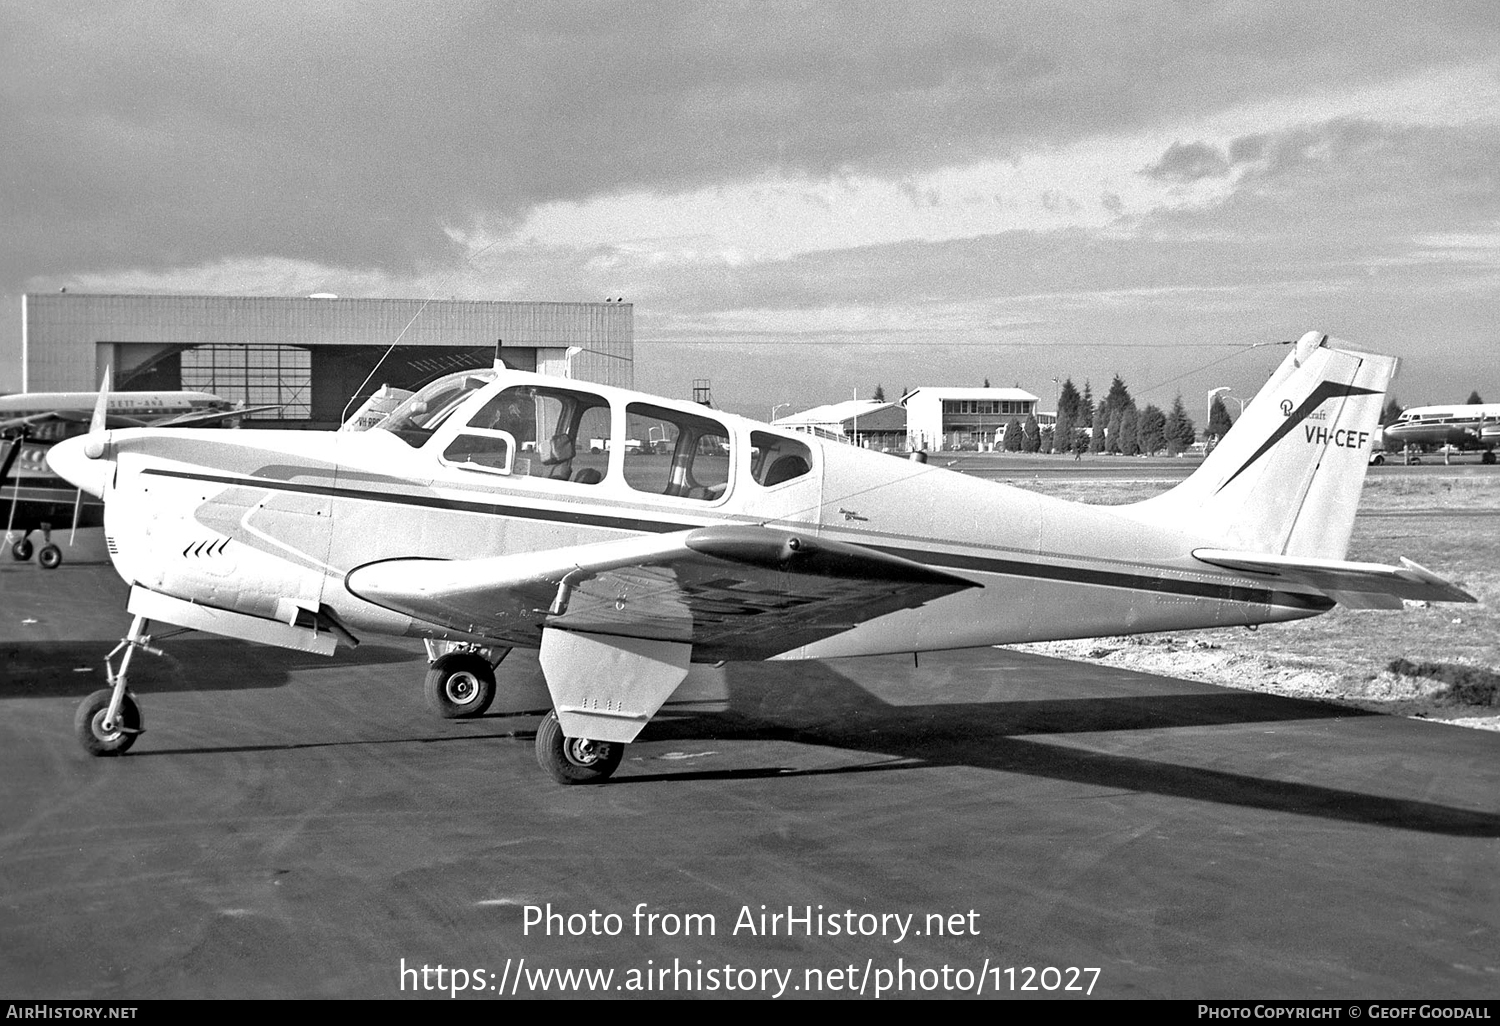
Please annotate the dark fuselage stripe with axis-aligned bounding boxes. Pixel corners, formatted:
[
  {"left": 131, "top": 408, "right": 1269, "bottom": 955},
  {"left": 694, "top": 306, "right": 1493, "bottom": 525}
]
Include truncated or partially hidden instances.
[
  {"left": 143, "top": 467, "right": 1328, "bottom": 610},
  {"left": 863, "top": 545, "right": 1325, "bottom": 609},
  {"left": 144, "top": 467, "right": 690, "bottom": 534}
]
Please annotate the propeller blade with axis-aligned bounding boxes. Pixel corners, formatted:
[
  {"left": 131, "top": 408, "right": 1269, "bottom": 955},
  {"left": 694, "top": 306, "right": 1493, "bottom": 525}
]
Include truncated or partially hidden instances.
[
  {"left": 68, "top": 485, "right": 84, "bottom": 545},
  {"left": 89, "top": 365, "right": 112, "bottom": 434}
]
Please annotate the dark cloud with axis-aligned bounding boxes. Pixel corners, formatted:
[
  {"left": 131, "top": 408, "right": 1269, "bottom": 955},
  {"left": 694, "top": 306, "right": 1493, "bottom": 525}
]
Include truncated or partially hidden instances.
[
  {"left": 4, "top": 1, "right": 1498, "bottom": 284},
  {"left": 4, "top": 3, "right": 1499, "bottom": 400},
  {"left": 1227, "top": 133, "right": 1269, "bottom": 164},
  {"left": 1158, "top": 119, "right": 1500, "bottom": 235},
  {"left": 1140, "top": 141, "right": 1231, "bottom": 182}
]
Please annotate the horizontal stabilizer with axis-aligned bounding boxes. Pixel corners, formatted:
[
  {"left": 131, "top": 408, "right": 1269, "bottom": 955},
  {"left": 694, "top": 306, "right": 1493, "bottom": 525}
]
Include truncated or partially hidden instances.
[{"left": 1193, "top": 548, "right": 1475, "bottom": 610}]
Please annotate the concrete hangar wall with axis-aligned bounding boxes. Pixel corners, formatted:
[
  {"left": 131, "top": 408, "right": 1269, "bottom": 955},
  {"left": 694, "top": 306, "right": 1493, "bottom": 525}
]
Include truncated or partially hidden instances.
[{"left": 21, "top": 293, "right": 634, "bottom": 428}]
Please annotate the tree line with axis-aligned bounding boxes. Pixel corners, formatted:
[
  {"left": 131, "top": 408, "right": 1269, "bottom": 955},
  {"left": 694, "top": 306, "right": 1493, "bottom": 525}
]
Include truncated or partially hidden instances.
[
  {"left": 872, "top": 377, "right": 1219, "bottom": 455},
  {"left": 869, "top": 377, "right": 1488, "bottom": 456},
  {"left": 1041, "top": 376, "right": 1200, "bottom": 456}
]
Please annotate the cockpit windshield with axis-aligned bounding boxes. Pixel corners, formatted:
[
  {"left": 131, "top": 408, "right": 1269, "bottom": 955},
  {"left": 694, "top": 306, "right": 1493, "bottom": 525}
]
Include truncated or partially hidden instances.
[{"left": 373, "top": 368, "right": 498, "bottom": 447}]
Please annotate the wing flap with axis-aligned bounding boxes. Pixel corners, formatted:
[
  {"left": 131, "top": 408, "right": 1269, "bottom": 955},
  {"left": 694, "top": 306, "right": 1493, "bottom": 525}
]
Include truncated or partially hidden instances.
[
  {"left": 346, "top": 524, "right": 979, "bottom": 659},
  {"left": 1192, "top": 548, "right": 1476, "bottom": 606}
]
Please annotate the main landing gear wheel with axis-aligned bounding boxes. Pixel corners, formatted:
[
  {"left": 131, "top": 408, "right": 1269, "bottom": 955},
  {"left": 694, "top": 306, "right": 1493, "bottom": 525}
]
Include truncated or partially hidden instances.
[
  {"left": 74, "top": 688, "right": 142, "bottom": 756},
  {"left": 38, "top": 544, "right": 62, "bottom": 570},
  {"left": 11, "top": 537, "right": 33, "bottom": 562},
  {"left": 1484, "top": 451, "right": 1496, "bottom": 465},
  {"left": 424, "top": 652, "right": 497, "bottom": 718},
  {"left": 535, "top": 710, "right": 623, "bottom": 785}
]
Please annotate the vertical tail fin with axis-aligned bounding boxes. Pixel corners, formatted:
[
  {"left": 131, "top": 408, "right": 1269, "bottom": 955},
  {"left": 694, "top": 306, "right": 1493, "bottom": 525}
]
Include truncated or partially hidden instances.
[{"left": 1120, "top": 332, "right": 1395, "bottom": 559}]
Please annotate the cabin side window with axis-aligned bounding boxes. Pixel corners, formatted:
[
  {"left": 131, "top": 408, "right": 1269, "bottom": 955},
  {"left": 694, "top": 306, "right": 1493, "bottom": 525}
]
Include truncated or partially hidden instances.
[
  {"left": 623, "top": 403, "right": 730, "bottom": 501},
  {"left": 442, "top": 385, "right": 611, "bottom": 484},
  {"left": 749, "top": 431, "right": 813, "bottom": 486}
]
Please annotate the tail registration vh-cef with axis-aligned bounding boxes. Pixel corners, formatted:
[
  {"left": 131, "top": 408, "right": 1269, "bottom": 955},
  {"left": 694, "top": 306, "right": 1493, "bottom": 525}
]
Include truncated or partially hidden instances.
[{"left": 48, "top": 331, "right": 1474, "bottom": 783}]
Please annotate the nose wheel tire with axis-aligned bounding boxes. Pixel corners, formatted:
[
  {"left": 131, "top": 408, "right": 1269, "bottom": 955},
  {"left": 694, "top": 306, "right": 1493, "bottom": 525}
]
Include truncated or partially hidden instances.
[
  {"left": 424, "top": 653, "right": 497, "bottom": 718},
  {"left": 11, "top": 538, "right": 33, "bottom": 562},
  {"left": 75, "top": 689, "right": 142, "bottom": 756},
  {"left": 38, "top": 544, "right": 62, "bottom": 570},
  {"left": 535, "top": 710, "right": 624, "bottom": 784}
]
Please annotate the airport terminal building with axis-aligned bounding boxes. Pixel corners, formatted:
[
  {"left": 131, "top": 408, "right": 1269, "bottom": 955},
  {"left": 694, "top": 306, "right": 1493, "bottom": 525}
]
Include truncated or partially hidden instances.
[
  {"left": 902, "top": 386, "right": 1042, "bottom": 451},
  {"left": 21, "top": 293, "right": 634, "bottom": 429}
]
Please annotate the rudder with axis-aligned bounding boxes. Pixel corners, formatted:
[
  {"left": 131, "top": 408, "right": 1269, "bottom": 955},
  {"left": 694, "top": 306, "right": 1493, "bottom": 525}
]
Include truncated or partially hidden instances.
[{"left": 1119, "top": 332, "right": 1395, "bottom": 559}]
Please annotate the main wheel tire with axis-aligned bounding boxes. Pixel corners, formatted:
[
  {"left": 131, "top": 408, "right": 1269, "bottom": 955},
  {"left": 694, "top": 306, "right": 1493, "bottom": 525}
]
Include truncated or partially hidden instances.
[
  {"left": 535, "top": 710, "right": 623, "bottom": 784},
  {"left": 75, "top": 688, "right": 142, "bottom": 757},
  {"left": 424, "top": 653, "right": 497, "bottom": 718},
  {"left": 11, "top": 538, "right": 33, "bottom": 562},
  {"left": 38, "top": 544, "right": 62, "bottom": 570},
  {"left": 1484, "top": 451, "right": 1496, "bottom": 465}
]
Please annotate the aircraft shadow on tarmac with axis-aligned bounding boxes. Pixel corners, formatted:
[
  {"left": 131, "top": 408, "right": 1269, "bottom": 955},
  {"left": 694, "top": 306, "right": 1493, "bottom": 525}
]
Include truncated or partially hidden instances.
[
  {"left": 0, "top": 637, "right": 419, "bottom": 698},
  {"left": 25, "top": 637, "right": 1496, "bottom": 839},
  {"left": 619, "top": 658, "right": 1500, "bottom": 839}
]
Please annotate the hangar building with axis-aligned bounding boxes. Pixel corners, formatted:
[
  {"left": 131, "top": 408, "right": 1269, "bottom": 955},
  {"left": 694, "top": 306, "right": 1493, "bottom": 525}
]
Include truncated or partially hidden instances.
[{"left": 20, "top": 293, "right": 634, "bottom": 429}]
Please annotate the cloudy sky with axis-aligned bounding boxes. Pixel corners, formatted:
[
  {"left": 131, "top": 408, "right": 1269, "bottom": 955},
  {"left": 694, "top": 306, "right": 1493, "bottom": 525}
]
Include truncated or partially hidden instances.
[{"left": 3, "top": 1, "right": 1497, "bottom": 419}]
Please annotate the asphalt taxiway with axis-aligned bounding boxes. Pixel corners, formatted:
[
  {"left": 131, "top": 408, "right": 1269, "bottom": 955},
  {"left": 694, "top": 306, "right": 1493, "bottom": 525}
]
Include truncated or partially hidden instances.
[{"left": 1, "top": 561, "right": 1496, "bottom": 1000}]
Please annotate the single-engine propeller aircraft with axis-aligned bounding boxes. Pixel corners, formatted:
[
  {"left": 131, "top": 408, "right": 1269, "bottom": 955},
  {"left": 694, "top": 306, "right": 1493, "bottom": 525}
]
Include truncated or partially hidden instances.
[
  {"left": 1376, "top": 402, "right": 1500, "bottom": 464},
  {"left": 48, "top": 331, "right": 1474, "bottom": 783}
]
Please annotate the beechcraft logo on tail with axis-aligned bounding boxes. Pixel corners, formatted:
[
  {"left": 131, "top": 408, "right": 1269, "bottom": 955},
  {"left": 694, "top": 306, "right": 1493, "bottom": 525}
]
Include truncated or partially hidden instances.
[{"left": 1216, "top": 381, "right": 1383, "bottom": 493}]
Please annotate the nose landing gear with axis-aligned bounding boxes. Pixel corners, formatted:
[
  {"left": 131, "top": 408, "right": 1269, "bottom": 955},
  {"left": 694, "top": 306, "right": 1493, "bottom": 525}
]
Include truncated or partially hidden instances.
[{"left": 75, "top": 614, "right": 159, "bottom": 756}]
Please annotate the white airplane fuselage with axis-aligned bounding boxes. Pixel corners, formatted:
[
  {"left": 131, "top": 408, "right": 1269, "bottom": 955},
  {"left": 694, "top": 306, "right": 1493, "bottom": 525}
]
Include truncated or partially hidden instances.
[
  {"left": 61, "top": 371, "right": 1328, "bottom": 665},
  {"left": 0, "top": 389, "right": 233, "bottom": 422},
  {"left": 1380, "top": 403, "right": 1500, "bottom": 457}
]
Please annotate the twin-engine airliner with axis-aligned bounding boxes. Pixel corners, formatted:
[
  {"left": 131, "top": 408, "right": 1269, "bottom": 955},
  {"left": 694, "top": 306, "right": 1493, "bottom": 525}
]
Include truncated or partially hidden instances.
[{"left": 1377, "top": 403, "right": 1500, "bottom": 463}]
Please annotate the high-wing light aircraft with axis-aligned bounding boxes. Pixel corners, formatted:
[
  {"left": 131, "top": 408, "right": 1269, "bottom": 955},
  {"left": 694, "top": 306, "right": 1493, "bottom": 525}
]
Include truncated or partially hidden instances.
[
  {"left": 2, "top": 380, "right": 275, "bottom": 567},
  {"left": 48, "top": 331, "right": 1474, "bottom": 783},
  {"left": 1376, "top": 403, "right": 1500, "bottom": 464},
  {"left": 2, "top": 426, "right": 103, "bottom": 568}
]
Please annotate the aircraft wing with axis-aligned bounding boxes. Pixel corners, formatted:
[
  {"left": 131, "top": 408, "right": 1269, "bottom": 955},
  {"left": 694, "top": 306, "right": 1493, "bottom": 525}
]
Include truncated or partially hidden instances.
[
  {"left": 149, "top": 405, "right": 284, "bottom": 427},
  {"left": 1192, "top": 548, "right": 1476, "bottom": 610},
  {"left": 0, "top": 406, "right": 280, "bottom": 432},
  {"left": 346, "top": 524, "right": 980, "bottom": 660},
  {"left": 0, "top": 411, "right": 78, "bottom": 432}
]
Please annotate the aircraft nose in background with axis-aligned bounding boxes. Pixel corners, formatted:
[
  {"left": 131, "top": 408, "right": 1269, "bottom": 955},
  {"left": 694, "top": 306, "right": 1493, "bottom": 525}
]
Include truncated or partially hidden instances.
[{"left": 47, "top": 433, "right": 112, "bottom": 498}]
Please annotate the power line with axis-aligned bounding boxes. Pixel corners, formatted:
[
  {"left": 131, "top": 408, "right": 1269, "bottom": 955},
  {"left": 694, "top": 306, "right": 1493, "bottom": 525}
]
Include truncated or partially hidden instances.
[{"left": 628, "top": 338, "right": 1261, "bottom": 349}]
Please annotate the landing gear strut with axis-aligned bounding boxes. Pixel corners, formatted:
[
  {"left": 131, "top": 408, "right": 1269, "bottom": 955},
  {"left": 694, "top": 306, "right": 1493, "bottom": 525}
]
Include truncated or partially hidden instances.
[
  {"left": 534, "top": 710, "right": 624, "bottom": 784},
  {"left": 75, "top": 614, "right": 160, "bottom": 756},
  {"left": 8, "top": 527, "right": 64, "bottom": 569}
]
